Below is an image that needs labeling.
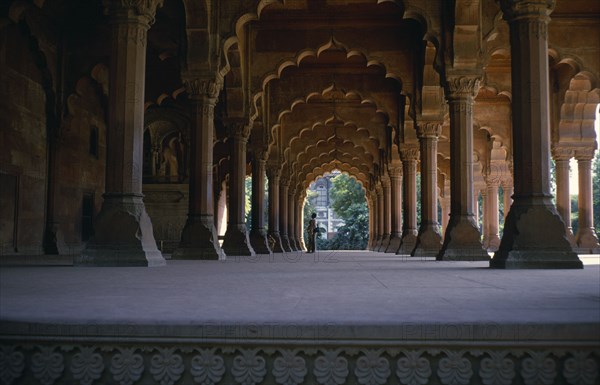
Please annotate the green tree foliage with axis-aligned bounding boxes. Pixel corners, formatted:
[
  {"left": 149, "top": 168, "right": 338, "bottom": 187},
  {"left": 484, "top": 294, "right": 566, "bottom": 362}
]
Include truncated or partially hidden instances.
[
  {"left": 327, "top": 174, "right": 369, "bottom": 250},
  {"left": 593, "top": 150, "right": 600, "bottom": 236}
]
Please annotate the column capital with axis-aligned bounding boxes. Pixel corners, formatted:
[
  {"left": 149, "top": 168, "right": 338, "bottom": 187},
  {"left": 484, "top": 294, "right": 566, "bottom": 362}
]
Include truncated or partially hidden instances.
[
  {"left": 574, "top": 147, "right": 596, "bottom": 161},
  {"left": 388, "top": 164, "right": 403, "bottom": 178},
  {"left": 183, "top": 76, "right": 223, "bottom": 101},
  {"left": 381, "top": 174, "right": 391, "bottom": 188},
  {"left": 103, "top": 0, "right": 164, "bottom": 24},
  {"left": 280, "top": 176, "right": 290, "bottom": 187},
  {"left": 416, "top": 121, "right": 442, "bottom": 139},
  {"left": 444, "top": 74, "right": 482, "bottom": 99},
  {"left": 550, "top": 144, "right": 574, "bottom": 161},
  {"left": 226, "top": 120, "right": 252, "bottom": 142},
  {"left": 266, "top": 165, "right": 281, "bottom": 180},
  {"left": 400, "top": 146, "right": 420, "bottom": 161},
  {"left": 498, "top": 0, "right": 555, "bottom": 22}
]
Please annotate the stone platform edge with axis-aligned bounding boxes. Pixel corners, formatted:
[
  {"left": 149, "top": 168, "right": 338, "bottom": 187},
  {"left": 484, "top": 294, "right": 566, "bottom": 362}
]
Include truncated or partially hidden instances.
[{"left": 2, "top": 321, "right": 600, "bottom": 385}]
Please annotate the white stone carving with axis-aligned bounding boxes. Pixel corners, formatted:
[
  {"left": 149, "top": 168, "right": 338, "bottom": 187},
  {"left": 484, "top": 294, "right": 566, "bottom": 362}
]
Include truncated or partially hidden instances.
[
  {"left": 563, "top": 351, "right": 598, "bottom": 385},
  {"left": 314, "top": 350, "right": 349, "bottom": 385},
  {"left": 396, "top": 350, "right": 431, "bottom": 385},
  {"left": 71, "top": 346, "right": 104, "bottom": 385},
  {"left": 150, "top": 348, "right": 185, "bottom": 385},
  {"left": 110, "top": 348, "right": 144, "bottom": 385},
  {"left": 521, "top": 351, "right": 557, "bottom": 385},
  {"left": 190, "top": 348, "right": 226, "bottom": 385},
  {"left": 354, "top": 350, "right": 391, "bottom": 385},
  {"left": 479, "top": 351, "right": 515, "bottom": 385},
  {"left": 272, "top": 349, "right": 307, "bottom": 385},
  {"left": 437, "top": 350, "right": 473, "bottom": 385},
  {"left": 0, "top": 346, "right": 25, "bottom": 385},
  {"left": 31, "top": 346, "right": 64, "bottom": 385},
  {"left": 232, "top": 349, "right": 267, "bottom": 385}
]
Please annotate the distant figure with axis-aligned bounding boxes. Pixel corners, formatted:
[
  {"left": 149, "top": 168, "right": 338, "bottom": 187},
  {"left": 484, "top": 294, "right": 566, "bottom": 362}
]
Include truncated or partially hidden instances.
[{"left": 307, "top": 213, "right": 317, "bottom": 253}]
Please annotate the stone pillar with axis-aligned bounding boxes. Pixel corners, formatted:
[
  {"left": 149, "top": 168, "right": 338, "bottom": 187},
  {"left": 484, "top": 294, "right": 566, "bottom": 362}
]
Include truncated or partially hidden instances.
[
  {"left": 481, "top": 188, "right": 490, "bottom": 249},
  {"left": 492, "top": 0, "right": 581, "bottom": 268},
  {"left": 367, "top": 192, "right": 375, "bottom": 250},
  {"left": 248, "top": 154, "right": 271, "bottom": 254},
  {"left": 279, "top": 178, "right": 292, "bottom": 252},
  {"left": 502, "top": 183, "right": 513, "bottom": 221},
  {"left": 398, "top": 146, "right": 419, "bottom": 254},
  {"left": 296, "top": 193, "right": 305, "bottom": 250},
  {"left": 374, "top": 183, "right": 384, "bottom": 250},
  {"left": 486, "top": 183, "right": 501, "bottom": 251},
  {"left": 575, "top": 148, "right": 600, "bottom": 253},
  {"left": 267, "top": 166, "right": 285, "bottom": 252},
  {"left": 440, "top": 180, "right": 451, "bottom": 234},
  {"left": 438, "top": 75, "right": 488, "bottom": 261},
  {"left": 78, "top": 0, "right": 166, "bottom": 266},
  {"left": 378, "top": 175, "right": 392, "bottom": 251},
  {"left": 385, "top": 165, "right": 403, "bottom": 252},
  {"left": 413, "top": 123, "right": 443, "bottom": 257},
  {"left": 222, "top": 125, "right": 255, "bottom": 257},
  {"left": 171, "top": 78, "right": 224, "bottom": 260},
  {"left": 288, "top": 187, "right": 298, "bottom": 251},
  {"left": 551, "top": 145, "right": 576, "bottom": 245}
]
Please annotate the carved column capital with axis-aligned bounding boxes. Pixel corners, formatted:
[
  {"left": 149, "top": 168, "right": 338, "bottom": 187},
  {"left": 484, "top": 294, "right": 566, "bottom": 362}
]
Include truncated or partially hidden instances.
[
  {"left": 266, "top": 165, "right": 281, "bottom": 181},
  {"left": 574, "top": 147, "right": 596, "bottom": 161},
  {"left": 103, "top": 0, "right": 164, "bottom": 24},
  {"left": 388, "top": 165, "right": 403, "bottom": 179},
  {"left": 416, "top": 122, "right": 442, "bottom": 139},
  {"left": 381, "top": 174, "right": 391, "bottom": 188},
  {"left": 550, "top": 144, "right": 574, "bottom": 161},
  {"left": 498, "top": 0, "right": 555, "bottom": 21},
  {"left": 226, "top": 121, "right": 252, "bottom": 142},
  {"left": 280, "top": 176, "right": 290, "bottom": 187},
  {"left": 400, "top": 146, "right": 420, "bottom": 162},
  {"left": 183, "top": 76, "right": 223, "bottom": 102},
  {"left": 445, "top": 74, "right": 482, "bottom": 99}
]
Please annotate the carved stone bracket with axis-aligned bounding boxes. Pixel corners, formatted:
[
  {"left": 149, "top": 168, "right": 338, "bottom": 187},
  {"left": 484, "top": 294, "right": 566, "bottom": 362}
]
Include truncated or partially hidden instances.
[
  {"left": 575, "top": 147, "right": 597, "bottom": 161},
  {"left": 445, "top": 74, "right": 482, "bottom": 99},
  {"left": 499, "top": 0, "right": 555, "bottom": 22},
  {"left": 550, "top": 144, "right": 575, "bottom": 161}
]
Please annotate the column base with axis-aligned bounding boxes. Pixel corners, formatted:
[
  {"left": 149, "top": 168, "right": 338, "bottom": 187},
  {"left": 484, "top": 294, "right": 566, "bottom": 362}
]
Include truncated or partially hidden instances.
[
  {"left": 222, "top": 224, "right": 255, "bottom": 256},
  {"left": 269, "top": 233, "right": 286, "bottom": 253},
  {"left": 397, "top": 232, "right": 417, "bottom": 255},
  {"left": 249, "top": 229, "right": 272, "bottom": 254},
  {"left": 378, "top": 234, "right": 391, "bottom": 252},
  {"left": 371, "top": 236, "right": 382, "bottom": 251},
  {"left": 490, "top": 199, "right": 582, "bottom": 269},
  {"left": 77, "top": 194, "right": 166, "bottom": 267},
  {"left": 412, "top": 224, "right": 442, "bottom": 257},
  {"left": 280, "top": 235, "right": 293, "bottom": 252},
  {"left": 43, "top": 222, "right": 67, "bottom": 255},
  {"left": 288, "top": 237, "right": 298, "bottom": 251},
  {"left": 385, "top": 233, "right": 402, "bottom": 253},
  {"left": 437, "top": 216, "right": 489, "bottom": 261},
  {"left": 173, "top": 215, "right": 224, "bottom": 260},
  {"left": 575, "top": 228, "right": 600, "bottom": 254}
]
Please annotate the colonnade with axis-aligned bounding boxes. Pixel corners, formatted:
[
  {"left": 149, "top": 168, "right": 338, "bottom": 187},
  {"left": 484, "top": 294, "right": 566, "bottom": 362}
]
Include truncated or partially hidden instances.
[{"left": 78, "top": 0, "right": 591, "bottom": 268}]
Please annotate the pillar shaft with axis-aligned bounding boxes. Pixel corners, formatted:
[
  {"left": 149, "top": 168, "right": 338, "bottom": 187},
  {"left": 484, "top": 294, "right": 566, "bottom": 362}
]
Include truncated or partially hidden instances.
[
  {"left": 502, "top": 183, "right": 513, "bottom": 221},
  {"left": 438, "top": 75, "right": 489, "bottom": 261},
  {"left": 486, "top": 183, "right": 501, "bottom": 251},
  {"left": 78, "top": 1, "right": 165, "bottom": 266},
  {"left": 375, "top": 184, "right": 384, "bottom": 249},
  {"left": 398, "top": 147, "right": 419, "bottom": 254},
  {"left": 222, "top": 128, "right": 255, "bottom": 256},
  {"left": 492, "top": 0, "right": 581, "bottom": 268},
  {"left": 551, "top": 146, "right": 576, "bottom": 246},
  {"left": 172, "top": 79, "right": 224, "bottom": 260},
  {"left": 378, "top": 177, "right": 392, "bottom": 251},
  {"left": 385, "top": 166, "right": 403, "bottom": 252},
  {"left": 279, "top": 179, "right": 292, "bottom": 251},
  {"left": 413, "top": 123, "right": 442, "bottom": 257},
  {"left": 288, "top": 188, "right": 298, "bottom": 251},
  {"left": 249, "top": 156, "right": 271, "bottom": 254},
  {"left": 267, "top": 167, "right": 285, "bottom": 252},
  {"left": 575, "top": 149, "right": 600, "bottom": 252}
]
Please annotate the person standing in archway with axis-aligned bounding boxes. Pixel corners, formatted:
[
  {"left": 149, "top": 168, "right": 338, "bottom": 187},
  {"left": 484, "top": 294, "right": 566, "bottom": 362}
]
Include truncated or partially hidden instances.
[{"left": 307, "top": 213, "right": 317, "bottom": 253}]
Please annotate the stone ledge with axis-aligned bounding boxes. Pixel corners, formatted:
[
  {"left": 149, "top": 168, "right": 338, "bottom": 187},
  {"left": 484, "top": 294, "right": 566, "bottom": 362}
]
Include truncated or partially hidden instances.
[{"left": 0, "top": 338, "right": 598, "bottom": 385}]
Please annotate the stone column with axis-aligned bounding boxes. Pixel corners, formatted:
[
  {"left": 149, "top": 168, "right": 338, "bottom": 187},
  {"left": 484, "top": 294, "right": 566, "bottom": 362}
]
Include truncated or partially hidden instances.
[
  {"left": 374, "top": 183, "right": 384, "bottom": 250},
  {"left": 367, "top": 192, "right": 375, "bottom": 250},
  {"left": 398, "top": 146, "right": 419, "bottom": 254},
  {"left": 248, "top": 153, "right": 271, "bottom": 254},
  {"left": 222, "top": 125, "right": 255, "bottom": 257},
  {"left": 486, "top": 183, "right": 501, "bottom": 251},
  {"left": 551, "top": 145, "right": 576, "bottom": 245},
  {"left": 171, "top": 77, "right": 224, "bottom": 260},
  {"left": 297, "top": 193, "right": 306, "bottom": 250},
  {"left": 378, "top": 176, "right": 392, "bottom": 251},
  {"left": 288, "top": 186, "right": 298, "bottom": 251},
  {"left": 267, "top": 166, "right": 285, "bottom": 252},
  {"left": 501, "top": 183, "right": 512, "bottom": 221},
  {"left": 78, "top": 0, "right": 166, "bottom": 266},
  {"left": 575, "top": 148, "right": 600, "bottom": 253},
  {"left": 279, "top": 178, "right": 292, "bottom": 251},
  {"left": 440, "top": 180, "right": 451, "bottom": 233},
  {"left": 413, "top": 123, "right": 443, "bottom": 257},
  {"left": 492, "top": 0, "right": 581, "bottom": 268},
  {"left": 438, "top": 75, "right": 488, "bottom": 261},
  {"left": 481, "top": 188, "right": 490, "bottom": 249},
  {"left": 385, "top": 165, "right": 403, "bottom": 252}
]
